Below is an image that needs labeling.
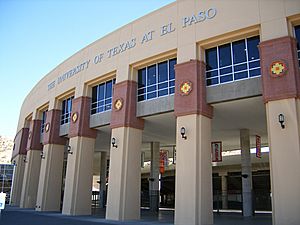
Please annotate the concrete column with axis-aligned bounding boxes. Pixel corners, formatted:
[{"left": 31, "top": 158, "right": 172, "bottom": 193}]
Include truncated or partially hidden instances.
[
  {"left": 20, "top": 119, "right": 43, "bottom": 208},
  {"left": 62, "top": 136, "right": 95, "bottom": 215},
  {"left": 175, "top": 114, "right": 213, "bottom": 225},
  {"left": 36, "top": 144, "right": 64, "bottom": 211},
  {"left": 20, "top": 150, "right": 42, "bottom": 208},
  {"left": 174, "top": 59, "right": 213, "bottom": 225},
  {"left": 35, "top": 109, "right": 67, "bottom": 211},
  {"left": 99, "top": 151, "right": 107, "bottom": 208},
  {"left": 10, "top": 127, "right": 29, "bottom": 206},
  {"left": 266, "top": 99, "right": 300, "bottom": 225},
  {"left": 149, "top": 142, "right": 160, "bottom": 212},
  {"left": 106, "top": 127, "right": 142, "bottom": 220},
  {"left": 10, "top": 155, "right": 26, "bottom": 206},
  {"left": 259, "top": 35, "right": 300, "bottom": 225},
  {"left": 219, "top": 172, "right": 228, "bottom": 209},
  {"left": 240, "top": 129, "right": 253, "bottom": 217}
]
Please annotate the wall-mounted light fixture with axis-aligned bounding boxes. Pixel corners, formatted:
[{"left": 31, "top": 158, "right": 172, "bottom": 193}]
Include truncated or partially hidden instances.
[
  {"left": 67, "top": 145, "right": 73, "bottom": 154},
  {"left": 13, "top": 160, "right": 17, "bottom": 166},
  {"left": 180, "top": 127, "right": 187, "bottom": 140},
  {"left": 40, "top": 151, "right": 45, "bottom": 159},
  {"left": 112, "top": 138, "right": 118, "bottom": 148},
  {"left": 23, "top": 155, "right": 27, "bottom": 163},
  {"left": 278, "top": 113, "right": 285, "bottom": 129}
]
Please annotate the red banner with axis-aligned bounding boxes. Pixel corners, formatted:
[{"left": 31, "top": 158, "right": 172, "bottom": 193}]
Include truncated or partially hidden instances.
[
  {"left": 160, "top": 150, "right": 168, "bottom": 174},
  {"left": 211, "top": 141, "right": 222, "bottom": 162},
  {"left": 256, "top": 135, "right": 261, "bottom": 158}
]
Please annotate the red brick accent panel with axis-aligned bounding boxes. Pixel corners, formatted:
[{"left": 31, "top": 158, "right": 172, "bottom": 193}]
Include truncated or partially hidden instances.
[
  {"left": 259, "top": 36, "right": 300, "bottom": 102},
  {"left": 12, "top": 128, "right": 29, "bottom": 159},
  {"left": 110, "top": 80, "right": 144, "bottom": 129},
  {"left": 27, "top": 120, "right": 43, "bottom": 150},
  {"left": 68, "top": 96, "right": 97, "bottom": 138},
  {"left": 43, "top": 109, "right": 67, "bottom": 145},
  {"left": 174, "top": 60, "right": 213, "bottom": 118}
]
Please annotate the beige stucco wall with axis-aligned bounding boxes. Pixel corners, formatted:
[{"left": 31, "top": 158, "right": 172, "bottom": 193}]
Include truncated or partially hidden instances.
[{"left": 17, "top": 0, "right": 300, "bottom": 131}]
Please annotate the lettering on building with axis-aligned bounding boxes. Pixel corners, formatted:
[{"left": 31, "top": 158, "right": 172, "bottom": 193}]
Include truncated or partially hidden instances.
[{"left": 47, "top": 7, "right": 217, "bottom": 91}]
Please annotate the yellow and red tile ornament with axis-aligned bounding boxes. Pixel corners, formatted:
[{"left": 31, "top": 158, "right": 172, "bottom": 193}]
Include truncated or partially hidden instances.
[
  {"left": 114, "top": 98, "right": 123, "bottom": 111},
  {"left": 269, "top": 60, "right": 288, "bottom": 77},
  {"left": 180, "top": 81, "right": 192, "bottom": 96},
  {"left": 72, "top": 112, "right": 78, "bottom": 123}
]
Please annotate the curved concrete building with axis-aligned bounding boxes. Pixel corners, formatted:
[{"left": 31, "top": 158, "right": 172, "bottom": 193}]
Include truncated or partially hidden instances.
[{"left": 11, "top": 1, "right": 300, "bottom": 225}]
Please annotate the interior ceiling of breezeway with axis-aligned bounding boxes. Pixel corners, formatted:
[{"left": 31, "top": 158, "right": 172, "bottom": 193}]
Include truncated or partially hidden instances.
[
  {"left": 94, "top": 95, "right": 267, "bottom": 153},
  {"left": 92, "top": 96, "right": 268, "bottom": 174}
]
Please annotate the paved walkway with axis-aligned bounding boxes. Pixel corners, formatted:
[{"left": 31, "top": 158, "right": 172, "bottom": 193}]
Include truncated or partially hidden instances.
[{"left": 0, "top": 206, "right": 272, "bottom": 225}]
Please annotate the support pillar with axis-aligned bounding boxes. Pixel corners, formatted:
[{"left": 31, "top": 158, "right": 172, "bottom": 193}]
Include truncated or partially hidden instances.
[
  {"left": 174, "top": 60, "right": 213, "bottom": 225},
  {"left": 62, "top": 136, "right": 95, "bottom": 215},
  {"left": 106, "top": 127, "right": 143, "bottom": 220},
  {"left": 99, "top": 151, "right": 107, "bottom": 208},
  {"left": 219, "top": 172, "right": 228, "bottom": 210},
  {"left": 106, "top": 80, "right": 144, "bottom": 221},
  {"left": 20, "top": 120, "right": 43, "bottom": 208},
  {"left": 240, "top": 129, "right": 253, "bottom": 217},
  {"left": 36, "top": 109, "right": 67, "bottom": 211},
  {"left": 10, "top": 128, "right": 29, "bottom": 206},
  {"left": 62, "top": 96, "right": 97, "bottom": 215},
  {"left": 20, "top": 150, "right": 42, "bottom": 208},
  {"left": 36, "top": 145, "right": 64, "bottom": 211},
  {"left": 149, "top": 142, "right": 160, "bottom": 212},
  {"left": 260, "top": 36, "right": 300, "bottom": 225}
]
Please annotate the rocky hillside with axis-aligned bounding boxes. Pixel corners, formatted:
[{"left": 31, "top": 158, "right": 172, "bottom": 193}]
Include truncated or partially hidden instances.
[{"left": 0, "top": 136, "right": 13, "bottom": 164}]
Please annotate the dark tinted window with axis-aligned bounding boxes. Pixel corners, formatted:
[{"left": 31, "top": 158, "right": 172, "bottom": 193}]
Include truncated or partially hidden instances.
[
  {"left": 137, "top": 58, "right": 177, "bottom": 101},
  {"left": 206, "top": 47, "right": 218, "bottom": 70},
  {"left": 247, "top": 36, "right": 260, "bottom": 61},
  {"left": 233, "top": 40, "right": 246, "bottom": 64},
  {"left": 219, "top": 44, "right": 231, "bottom": 67}
]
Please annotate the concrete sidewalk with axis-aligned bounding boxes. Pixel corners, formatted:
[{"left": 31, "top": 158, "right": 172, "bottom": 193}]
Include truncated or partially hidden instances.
[{"left": 0, "top": 206, "right": 272, "bottom": 225}]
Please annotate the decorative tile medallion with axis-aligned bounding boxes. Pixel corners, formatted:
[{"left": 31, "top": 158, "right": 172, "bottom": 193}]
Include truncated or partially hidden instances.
[
  {"left": 45, "top": 123, "right": 50, "bottom": 133},
  {"left": 269, "top": 60, "right": 288, "bottom": 77},
  {"left": 72, "top": 112, "right": 78, "bottom": 123},
  {"left": 180, "top": 81, "right": 193, "bottom": 96},
  {"left": 114, "top": 98, "right": 123, "bottom": 111}
]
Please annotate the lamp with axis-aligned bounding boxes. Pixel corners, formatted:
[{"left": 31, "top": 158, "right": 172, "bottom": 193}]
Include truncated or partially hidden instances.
[
  {"left": 67, "top": 145, "right": 73, "bottom": 154},
  {"left": 278, "top": 114, "right": 285, "bottom": 129},
  {"left": 180, "top": 127, "right": 187, "bottom": 140},
  {"left": 40, "top": 151, "right": 45, "bottom": 159},
  {"left": 13, "top": 160, "right": 17, "bottom": 166},
  {"left": 112, "top": 138, "right": 118, "bottom": 148},
  {"left": 23, "top": 155, "right": 27, "bottom": 163}
]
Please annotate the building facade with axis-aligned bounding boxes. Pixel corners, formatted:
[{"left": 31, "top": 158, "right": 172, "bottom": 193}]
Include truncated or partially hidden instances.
[{"left": 11, "top": 1, "right": 300, "bottom": 225}]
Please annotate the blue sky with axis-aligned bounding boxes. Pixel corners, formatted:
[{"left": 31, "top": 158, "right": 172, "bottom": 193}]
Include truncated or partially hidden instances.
[{"left": 0, "top": 0, "right": 174, "bottom": 139}]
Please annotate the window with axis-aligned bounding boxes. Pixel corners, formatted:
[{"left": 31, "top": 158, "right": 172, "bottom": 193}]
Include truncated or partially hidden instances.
[
  {"left": 205, "top": 36, "right": 260, "bottom": 86},
  {"left": 40, "top": 110, "right": 47, "bottom": 133},
  {"left": 137, "top": 58, "right": 176, "bottom": 102},
  {"left": 61, "top": 96, "right": 74, "bottom": 125},
  {"left": 0, "top": 164, "right": 14, "bottom": 203},
  {"left": 295, "top": 25, "right": 300, "bottom": 67},
  {"left": 91, "top": 79, "right": 115, "bottom": 115}
]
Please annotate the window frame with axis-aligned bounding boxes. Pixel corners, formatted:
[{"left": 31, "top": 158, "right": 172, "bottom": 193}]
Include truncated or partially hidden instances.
[
  {"left": 40, "top": 110, "right": 48, "bottom": 133},
  {"left": 137, "top": 58, "right": 177, "bottom": 102},
  {"left": 60, "top": 96, "right": 74, "bottom": 125},
  {"left": 294, "top": 25, "right": 300, "bottom": 67},
  {"left": 205, "top": 36, "right": 261, "bottom": 87},
  {"left": 90, "top": 79, "right": 116, "bottom": 115}
]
